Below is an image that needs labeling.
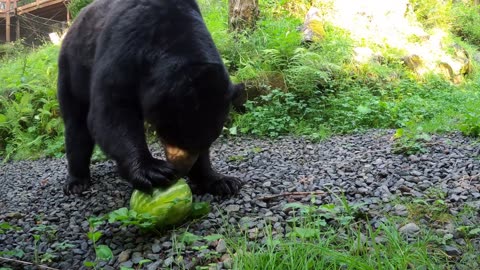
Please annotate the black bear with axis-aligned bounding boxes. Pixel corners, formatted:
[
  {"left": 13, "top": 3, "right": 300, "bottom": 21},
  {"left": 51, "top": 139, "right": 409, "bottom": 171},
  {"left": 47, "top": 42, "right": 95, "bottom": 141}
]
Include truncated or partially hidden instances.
[{"left": 57, "top": 0, "right": 246, "bottom": 196}]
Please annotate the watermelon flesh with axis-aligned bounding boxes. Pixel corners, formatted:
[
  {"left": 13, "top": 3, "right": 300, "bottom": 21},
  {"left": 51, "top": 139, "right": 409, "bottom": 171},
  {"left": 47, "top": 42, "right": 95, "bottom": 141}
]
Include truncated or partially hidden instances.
[{"left": 129, "top": 178, "right": 193, "bottom": 227}]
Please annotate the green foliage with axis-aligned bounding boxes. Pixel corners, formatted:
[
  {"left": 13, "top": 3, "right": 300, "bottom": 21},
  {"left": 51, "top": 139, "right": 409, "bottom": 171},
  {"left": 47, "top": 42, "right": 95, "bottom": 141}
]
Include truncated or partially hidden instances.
[
  {"left": 175, "top": 231, "right": 224, "bottom": 245},
  {"left": 0, "top": 44, "right": 64, "bottom": 160},
  {"left": 190, "top": 202, "right": 212, "bottom": 219},
  {"left": 451, "top": 2, "right": 480, "bottom": 44},
  {"left": 0, "top": 222, "right": 21, "bottom": 234},
  {"left": 2, "top": 0, "right": 480, "bottom": 160},
  {"left": 84, "top": 217, "right": 113, "bottom": 269},
  {"left": 106, "top": 207, "right": 157, "bottom": 230},
  {"left": 392, "top": 125, "right": 431, "bottom": 155},
  {"left": 67, "top": 0, "right": 93, "bottom": 19},
  {"left": 0, "top": 85, "right": 64, "bottom": 160},
  {"left": 0, "top": 41, "right": 27, "bottom": 60},
  {"left": 235, "top": 90, "right": 305, "bottom": 137},
  {"left": 410, "top": 0, "right": 453, "bottom": 29},
  {"left": 171, "top": 195, "right": 473, "bottom": 269},
  {"left": 81, "top": 203, "right": 212, "bottom": 269},
  {"left": 458, "top": 99, "right": 480, "bottom": 137}
]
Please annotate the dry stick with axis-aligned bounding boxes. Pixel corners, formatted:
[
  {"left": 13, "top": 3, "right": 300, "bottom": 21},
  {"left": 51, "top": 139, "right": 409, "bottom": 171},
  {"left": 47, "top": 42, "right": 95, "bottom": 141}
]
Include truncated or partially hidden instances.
[
  {"left": 460, "top": 173, "right": 480, "bottom": 181},
  {"left": 257, "top": 191, "right": 326, "bottom": 201},
  {"left": 0, "top": 256, "right": 60, "bottom": 270}
]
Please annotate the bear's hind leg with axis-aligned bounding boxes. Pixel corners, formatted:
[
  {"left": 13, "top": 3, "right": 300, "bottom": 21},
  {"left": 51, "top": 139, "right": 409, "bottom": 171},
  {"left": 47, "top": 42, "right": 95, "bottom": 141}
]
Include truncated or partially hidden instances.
[
  {"left": 58, "top": 60, "right": 95, "bottom": 195},
  {"left": 63, "top": 114, "right": 95, "bottom": 195}
]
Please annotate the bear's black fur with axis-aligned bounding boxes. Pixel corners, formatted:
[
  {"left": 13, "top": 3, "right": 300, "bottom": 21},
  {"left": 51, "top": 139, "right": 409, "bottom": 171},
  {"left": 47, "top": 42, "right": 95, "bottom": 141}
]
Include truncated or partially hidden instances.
[{"left": 58, "top": 0, "right": 246, "bottom": 196}]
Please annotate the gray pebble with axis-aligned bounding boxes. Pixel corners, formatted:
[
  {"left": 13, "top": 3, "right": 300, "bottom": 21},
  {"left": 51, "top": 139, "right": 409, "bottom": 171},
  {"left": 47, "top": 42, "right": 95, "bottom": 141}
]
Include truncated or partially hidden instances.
[
  {"left": 117, "top": 250, "right": 131, "bottom": 263},
  {"left": 120, "top": 261, "right": 134, "bottom": 268},
  {"left": 151, "top": 243, "right": 161, "bottom": 253},
  {"left": 163, "top": 256, "right": 174, "bottom": 267},
  {"left": 399, "top": 223, "right": 420, "bottom": 235},
  {"left": 443, "top": 245, "right": 462, "bottom": 256},
  {"left": 216, "top": 239, "right": 227, "bottom": 253},
  {"left": 131, "top": 251, "right": 143, "bottom": 264},
  {"left": 147, "top": 260, "right": 163, "bottom": 270},
  {"left": 256, "top": 201, "right": 267, "bottom": 208},
  {"left": 225, "top": 205, "right": 240, "bottom": 212}
]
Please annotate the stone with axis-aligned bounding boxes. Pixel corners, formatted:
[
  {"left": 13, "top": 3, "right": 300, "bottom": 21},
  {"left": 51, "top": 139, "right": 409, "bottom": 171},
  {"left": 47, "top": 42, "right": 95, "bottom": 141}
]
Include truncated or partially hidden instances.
[
  {"left": 262, "top": 181, "right": 272, "bottom": 187},
  {"left": 225, "top": 205, "right": 240, "bottom": 212},
  {"left": 399, "top": 223, "right": 420, "bottom": 235},
  {"left": 216, "top": 239, "right": 227, "bottom": 253},
  {"left": 151, "top": 243, "right": 161, "bottom": 253},
  {"left": 164, "top": 257, "right": 174, "bottom": 267},
  {"left": 117, "top": 250, "right": 132, "bottom": 263},
  {"left": 301, "top": 8, "right": 326, "bottom": 43},
  {"left": 120, "top": 261, "right": 134, "bottom": 268},
  {"left": 221, "top": 254, "right": 233, "bottom": 269},
  {"left": 147, "top": 260, "right": 163, "bottom": 270},
  {"left": 394, "top": 204, "right": 408, "bottom": 217},
  {"left": 256, "top": 201, "right": 267, "bottom": 208},
  {"left": 403, "top": 55, "right": 424, "bottom": 73},
  {"left": 131, "top": 252, "right": 143, "bottom": 264},
  {"left": 443, "top": 245, "right": 462, "bottom": 256}
]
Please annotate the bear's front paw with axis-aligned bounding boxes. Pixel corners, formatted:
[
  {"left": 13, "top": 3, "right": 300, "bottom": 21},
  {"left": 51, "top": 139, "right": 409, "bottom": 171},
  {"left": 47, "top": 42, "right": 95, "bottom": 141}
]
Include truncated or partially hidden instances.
[
  {"left": 63, "top": 175, "right": 91, "bottom": 196},
  {"left": 128, "top": 159, "right": 178, "bottom": 193},
  {"left": 198, "top": 174, "right": 243, "bottom": 196}
]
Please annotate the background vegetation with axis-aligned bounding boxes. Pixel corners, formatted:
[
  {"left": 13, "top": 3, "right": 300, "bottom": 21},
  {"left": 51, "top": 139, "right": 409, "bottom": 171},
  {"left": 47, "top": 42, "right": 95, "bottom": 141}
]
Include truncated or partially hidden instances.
[
  {"left": 1, "top": 0, "right": 480, "bottom": 159},
  {"left": 1, "top": 1, "right": 479, "bottom": 269}
]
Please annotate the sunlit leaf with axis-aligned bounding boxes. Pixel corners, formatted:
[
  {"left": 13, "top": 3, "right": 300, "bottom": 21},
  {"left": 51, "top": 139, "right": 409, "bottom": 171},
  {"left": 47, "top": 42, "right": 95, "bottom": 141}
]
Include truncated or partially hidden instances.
[{"left": 95, "top": 245, "right": 113, "bottom": 261}]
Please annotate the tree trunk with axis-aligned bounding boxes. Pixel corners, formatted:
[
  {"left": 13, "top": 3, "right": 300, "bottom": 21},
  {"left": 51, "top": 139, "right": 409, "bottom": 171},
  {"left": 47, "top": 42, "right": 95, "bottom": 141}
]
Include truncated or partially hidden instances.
[
  {"left": 6, "top": 0, "right": 11, "bottom": 42},
  {"left": 228, "top": 0, "right": 259, "bottom": 32}
]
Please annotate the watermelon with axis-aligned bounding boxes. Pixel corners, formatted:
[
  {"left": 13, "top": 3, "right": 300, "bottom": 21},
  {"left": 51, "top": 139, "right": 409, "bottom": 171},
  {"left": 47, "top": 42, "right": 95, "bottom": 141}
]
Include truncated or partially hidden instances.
[{"left": 129, "top": 178, "right": 193, "bottom": 227}]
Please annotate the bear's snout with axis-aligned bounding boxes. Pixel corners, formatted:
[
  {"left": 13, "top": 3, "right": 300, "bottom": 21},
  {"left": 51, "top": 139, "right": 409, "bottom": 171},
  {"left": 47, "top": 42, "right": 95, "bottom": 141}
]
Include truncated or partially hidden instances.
[{"left": 163, "top": 144, "right": 199, "bottom": 176}]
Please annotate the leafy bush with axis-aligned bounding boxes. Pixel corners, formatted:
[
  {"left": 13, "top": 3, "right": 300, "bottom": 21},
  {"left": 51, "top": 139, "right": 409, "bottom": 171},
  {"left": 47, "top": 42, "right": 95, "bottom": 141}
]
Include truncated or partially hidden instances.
[
  {"left": 0, "top": 84, "right": 64, "bottom": 160},
  {"left": 410, "top": 0, "right": 453, "bottom": 29},
  {"left": 67, "top": 0, "right": 93, "bottom": 19},
  {"left": 0, "top": 45, "right": 63, "bottom": 160},
  {"left": 284, "top": 24, "right": 352, "bottom": 97},
  {"left": 0, "top": 41, "right": 27, "bottom": 60},
  {"left": 2, "top": 0, "right": 480, "bottom": 161},
  {"left": 451, "top": 2, "right": 480, "bottom": 45},
  {"left": 235, "top": 90, "right": 311, "bottom": 137},
  {"left": 458, "top": 99, "right": 480, "bottom": 137}
]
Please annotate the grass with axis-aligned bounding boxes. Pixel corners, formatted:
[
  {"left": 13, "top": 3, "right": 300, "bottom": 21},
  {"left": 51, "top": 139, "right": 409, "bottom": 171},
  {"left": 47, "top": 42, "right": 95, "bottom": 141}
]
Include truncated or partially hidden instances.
[
  {"left": 230, "top": 224, "right": 442, "bottom": 270},
  {"left": 164, "top": 194, "right": 479, "bottom": 270},
  {"left": 1, "top": 192, "right": 478, "bottom": 269}
]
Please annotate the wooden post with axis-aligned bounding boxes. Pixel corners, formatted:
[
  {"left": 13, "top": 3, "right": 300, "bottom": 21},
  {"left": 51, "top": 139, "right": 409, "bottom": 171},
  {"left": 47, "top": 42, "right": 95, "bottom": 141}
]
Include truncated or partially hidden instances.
[
  {"left": 14, "top": 0, "right": 19, "bottom": 41},
  {"left": 6, "top": 0, "right": 11, "bottom": 42},
  {"left": 16, "top": 17, "right": 20, "bottom": 41}
]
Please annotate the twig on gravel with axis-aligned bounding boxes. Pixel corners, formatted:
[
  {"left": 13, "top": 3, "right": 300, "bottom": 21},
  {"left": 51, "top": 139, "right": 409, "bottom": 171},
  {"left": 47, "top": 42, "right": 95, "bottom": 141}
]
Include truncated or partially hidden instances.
[
  {"left": 460, "top": 173, "right": 480, "bottom": 181},
  {"left": 0, "top": 257, "right": 60, "bottom": 270},
  {"left": 257, "top": 191, "right": 326, "bottom": 201}
]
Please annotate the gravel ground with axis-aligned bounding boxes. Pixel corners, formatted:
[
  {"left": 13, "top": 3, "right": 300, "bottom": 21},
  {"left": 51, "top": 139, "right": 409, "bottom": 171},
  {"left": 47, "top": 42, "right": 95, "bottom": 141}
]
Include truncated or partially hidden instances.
[{"left": 1, "top": 130, "right": 480, "bottom": 269}]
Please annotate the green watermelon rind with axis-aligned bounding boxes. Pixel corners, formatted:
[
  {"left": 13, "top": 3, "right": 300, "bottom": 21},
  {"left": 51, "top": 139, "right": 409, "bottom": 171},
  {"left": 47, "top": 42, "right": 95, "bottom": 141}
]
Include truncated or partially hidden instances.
[{"left": 129, "top": 179, "right": 193, "bottom": 227}]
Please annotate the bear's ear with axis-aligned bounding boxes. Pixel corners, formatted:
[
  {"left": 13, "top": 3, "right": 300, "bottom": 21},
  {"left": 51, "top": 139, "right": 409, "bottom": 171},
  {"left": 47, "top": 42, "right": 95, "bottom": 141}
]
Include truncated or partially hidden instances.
[{"left": 231, "top": 83, "right": 247, "bottom": 113}]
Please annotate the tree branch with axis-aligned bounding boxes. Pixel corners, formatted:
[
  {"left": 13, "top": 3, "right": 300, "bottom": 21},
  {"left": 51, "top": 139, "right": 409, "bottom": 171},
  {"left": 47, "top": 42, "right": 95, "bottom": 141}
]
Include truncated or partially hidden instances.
[{"left": 0, "top": 256, "right": 60, "bottom": 270}]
